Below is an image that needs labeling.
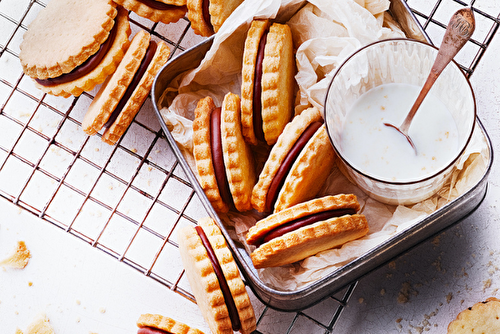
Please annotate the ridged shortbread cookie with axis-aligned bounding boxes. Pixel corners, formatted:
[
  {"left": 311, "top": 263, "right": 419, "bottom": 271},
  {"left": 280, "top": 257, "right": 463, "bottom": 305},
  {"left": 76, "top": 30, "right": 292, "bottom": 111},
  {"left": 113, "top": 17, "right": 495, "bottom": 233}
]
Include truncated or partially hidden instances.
[
  {"left": 192, "top": 94, "right": 256, "bottom": 213},
  {"left": 241, "top": 20, "right": 295, "bottom": 145},
  {"left": 221, "top": 93, "right": 256, "bottom": 212},
  {"left": 82, "top": 30, "right": 170, "bottom": 144},
  {"left": 246, "top": 195, "right": 369, "bottom": 268},
  {"left": 137, "top": 313, "right": 204, "bottom": 334},
  {"left": 274, "top": 124, "right": 335, "bottom": 212},
  {"left": 193, "top": 96, "right": 228, "bottom": 212},
  {"left": 20, "top": 0, "right": 131, "bottom": 97},
  {"left": 114, "top": 0, "right": 187, "bottom": 24},
  {"left": 187, "top": 0, "right": 243, "bottom": 36},
  {"left": 178, "top": 217, "right": 256, "bottom": 334},
  {"left": 251, "top": 107, "right": 323, "bottom": 212},
  {"left": 448, "top": 297, "right": 500, "bottom": 333}
]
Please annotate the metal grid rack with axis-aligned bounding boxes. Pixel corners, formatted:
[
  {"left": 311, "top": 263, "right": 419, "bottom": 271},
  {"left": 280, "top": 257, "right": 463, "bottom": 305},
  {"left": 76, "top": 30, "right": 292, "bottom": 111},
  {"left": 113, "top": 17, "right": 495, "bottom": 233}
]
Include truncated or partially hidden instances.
[{"left": 0, "top": 0, "right": 498, "bottom": 332}]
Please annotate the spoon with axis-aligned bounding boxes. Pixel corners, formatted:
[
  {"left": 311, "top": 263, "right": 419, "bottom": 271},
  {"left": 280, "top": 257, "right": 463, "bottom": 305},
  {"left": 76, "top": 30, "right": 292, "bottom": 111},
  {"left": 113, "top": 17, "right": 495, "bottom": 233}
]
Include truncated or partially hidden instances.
[{"left": 384, "top": 7, "right": 475, "bottom": 154}]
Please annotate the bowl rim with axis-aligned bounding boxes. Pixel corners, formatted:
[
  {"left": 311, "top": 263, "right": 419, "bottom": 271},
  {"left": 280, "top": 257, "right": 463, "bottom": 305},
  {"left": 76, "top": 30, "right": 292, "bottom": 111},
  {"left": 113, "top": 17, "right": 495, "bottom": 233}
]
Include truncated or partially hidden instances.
[{"left": 324, "top": 37, "right": 477, "bottom": 186}]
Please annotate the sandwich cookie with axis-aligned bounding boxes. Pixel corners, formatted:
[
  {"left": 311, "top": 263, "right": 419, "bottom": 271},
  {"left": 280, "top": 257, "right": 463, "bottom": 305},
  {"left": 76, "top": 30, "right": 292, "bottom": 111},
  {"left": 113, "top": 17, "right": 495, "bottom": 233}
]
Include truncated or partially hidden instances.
[
  {"left": 448, "top": 297, "right": 500, "bottom": 333},
  {"left": 114, "top": 0, "right": 187, "bottom": 24},
  {"left": 241, "top": 19, "right": 295, "bottom": 146},
  {"left": 82, "top": 30, "right": 170, "bottom": 145},
  {"left": 137, "top": 313, "right": 204, "bottom": 334},
  {"left": 246, "top": 194, "right": 369, "bottom": 268},
  {"left": 178, "top": 217, "right": 256, "bottom": 334},
  {"left": 192, "top": 94, "right": 256, "bottom": 213},
  {"left": 19, "top": 0, "right": 131, "bottom": 98},
  {"left": 251, "top": 107, "right": 335, "bottom": 213},
  {"left": 187, "top": 0, "right": 243, "bottom": 36}
]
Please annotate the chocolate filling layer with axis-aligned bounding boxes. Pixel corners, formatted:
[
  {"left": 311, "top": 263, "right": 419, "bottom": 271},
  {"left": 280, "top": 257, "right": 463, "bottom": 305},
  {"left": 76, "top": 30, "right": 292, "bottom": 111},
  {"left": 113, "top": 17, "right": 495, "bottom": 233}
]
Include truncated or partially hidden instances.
[
  {"left": 103, "top": 40, "right": 158, "bottom": 129},
  {"left": 265, "top": 121, "right": 323, "bottom": 212},
  {"left": 210, "top": 107, "right": 234, "bottom": 208},
  {"left": 252, "top": 30, "right": 268, "bottom": 142},
  {"left": 36, "top": 20, "right": 118, "bottom": 86},
  {"left": 137, "top": 326, "right": 171, "bottom": 334},
  {"left": 137, "top": 0, "right": 183, "bottom": 10},
  {"left": 195, "top": 226, "right": 241, "bottom": 331},
  {"left": 258, "top": 208, "right": 357, "bottom": 246},
  {"left": 202, "top": 0, "right": 215, "bottom": 35}
]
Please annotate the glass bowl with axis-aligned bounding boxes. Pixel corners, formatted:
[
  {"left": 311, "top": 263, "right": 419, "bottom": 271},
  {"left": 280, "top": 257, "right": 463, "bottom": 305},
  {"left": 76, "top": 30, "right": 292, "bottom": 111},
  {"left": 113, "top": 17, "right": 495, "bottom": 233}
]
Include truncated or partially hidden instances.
[{"left": 324, "top": 38, "right": 476, "bottom": 205}]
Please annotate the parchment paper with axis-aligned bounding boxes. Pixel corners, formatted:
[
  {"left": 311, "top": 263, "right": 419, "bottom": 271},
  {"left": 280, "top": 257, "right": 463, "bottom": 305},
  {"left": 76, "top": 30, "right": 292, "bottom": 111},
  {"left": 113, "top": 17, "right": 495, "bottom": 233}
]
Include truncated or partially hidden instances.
[{"left": 158, "top": 0, "right": 488, "bottom": 290}]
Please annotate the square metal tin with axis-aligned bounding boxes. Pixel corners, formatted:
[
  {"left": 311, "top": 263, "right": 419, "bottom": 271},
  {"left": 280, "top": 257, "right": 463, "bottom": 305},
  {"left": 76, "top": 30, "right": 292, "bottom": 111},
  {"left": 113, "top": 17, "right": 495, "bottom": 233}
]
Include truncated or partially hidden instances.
[{"left": 151, "top": 0, "right": 493, "bottom": 311}]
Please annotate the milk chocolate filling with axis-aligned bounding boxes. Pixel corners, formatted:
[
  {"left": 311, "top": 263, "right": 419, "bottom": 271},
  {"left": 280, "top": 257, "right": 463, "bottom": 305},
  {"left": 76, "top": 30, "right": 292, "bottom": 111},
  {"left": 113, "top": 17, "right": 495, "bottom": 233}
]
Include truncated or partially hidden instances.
[
  {"left": 252, "top": 30, "right": 268, "bottom": 142},
  {"left": 202, "top": 0, "right": 215, "bottom": 35},
  {"left": 36, "top": 19, "right": 118, "bottom": 86},
  {"left": 137, "top": 327, "right": 171, "bottom": 334},
  {"left": 137, "top": 0, "right": 184, "bottom": 10},
  {"left": 103, "top": 40, "right": 158, "bottom": 129},
  {"left": 210, "top": 106, "right": 234, "bottom": 208},
  {"left": 257, "top": 208, "right": 357, "bottom": 246},
  {"left": 264, "top": 121, "right": 323, "bottom": 212},
  {"left": 195, "top": 225, "right": 241, "bottom": 331}
]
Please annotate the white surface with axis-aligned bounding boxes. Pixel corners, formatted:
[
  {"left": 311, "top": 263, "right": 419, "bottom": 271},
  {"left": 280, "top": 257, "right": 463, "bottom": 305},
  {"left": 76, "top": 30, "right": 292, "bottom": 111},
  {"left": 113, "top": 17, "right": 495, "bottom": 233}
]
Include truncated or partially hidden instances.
[{"left": 1, "top": 1, "right": 499, "bottom": 334}]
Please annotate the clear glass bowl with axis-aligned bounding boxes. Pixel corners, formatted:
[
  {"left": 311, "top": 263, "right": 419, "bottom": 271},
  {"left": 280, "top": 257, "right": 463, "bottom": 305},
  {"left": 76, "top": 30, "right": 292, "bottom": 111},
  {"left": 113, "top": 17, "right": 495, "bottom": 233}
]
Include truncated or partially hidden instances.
[{"left": 324, "top": 38, "right": 476, "bottom": 205}]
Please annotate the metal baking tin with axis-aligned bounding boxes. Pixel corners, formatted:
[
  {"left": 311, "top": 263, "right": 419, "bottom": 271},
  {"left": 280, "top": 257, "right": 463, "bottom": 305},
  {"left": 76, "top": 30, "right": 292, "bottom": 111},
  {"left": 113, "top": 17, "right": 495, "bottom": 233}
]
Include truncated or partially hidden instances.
[{"left": 151, "top": 0, "right": 493, "bottom": 311}]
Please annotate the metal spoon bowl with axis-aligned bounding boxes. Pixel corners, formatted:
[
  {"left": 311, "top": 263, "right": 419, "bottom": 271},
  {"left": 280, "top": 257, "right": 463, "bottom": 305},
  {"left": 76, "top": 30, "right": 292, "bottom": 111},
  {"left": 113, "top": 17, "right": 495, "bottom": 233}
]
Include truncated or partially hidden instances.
[{"left": 384, "top": 7, "right": 475, "bottom": 154}]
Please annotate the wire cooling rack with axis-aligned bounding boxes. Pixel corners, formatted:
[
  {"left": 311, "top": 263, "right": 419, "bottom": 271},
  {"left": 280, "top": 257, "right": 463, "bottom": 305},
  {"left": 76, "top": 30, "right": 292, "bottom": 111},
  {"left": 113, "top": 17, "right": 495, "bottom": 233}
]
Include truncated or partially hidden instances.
[{"left": 0, "top": 0, "right": 498, "bottom": 333}]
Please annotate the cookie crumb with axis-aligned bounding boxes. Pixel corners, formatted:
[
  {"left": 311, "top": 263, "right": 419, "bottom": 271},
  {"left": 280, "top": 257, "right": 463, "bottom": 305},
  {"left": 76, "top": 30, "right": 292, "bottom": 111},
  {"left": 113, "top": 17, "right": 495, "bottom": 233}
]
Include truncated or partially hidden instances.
[
  {"left": 99, "top": 307, "right": 106, "bottom": 314},
  {"left": 483, "top": 279, "right": 492, "bottom": 291},
  {"left": 0, "top": 241, "right": 31, "bottom": 269},
  {"left": 380, "top": 288, "right": 386, "bottom": 296},
  {"left": 358, "top": 297, "right": 364, "bottom": 304},
  {"left": 28, "top": 281, "right": 33, "bottom": 287},
  {"left": 398, "top": 281, "right": 418, "bottom": 304},
  {"left": 446, "top": 292, "right": 453, "bottom": 303},
  {"left": 76, "top": 299, "right": 81, "bottom": 305},
  {"left": 22, "top": 313, "right": 55, "bottom": 334}
]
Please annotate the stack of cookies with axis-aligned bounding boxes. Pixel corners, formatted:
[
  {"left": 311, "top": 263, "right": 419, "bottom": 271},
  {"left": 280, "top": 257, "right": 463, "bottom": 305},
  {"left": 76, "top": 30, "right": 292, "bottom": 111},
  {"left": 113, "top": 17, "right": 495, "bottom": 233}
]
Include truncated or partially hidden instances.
[
  {"left": 189, "top": 18, "right": 369, "bottom": 271},
  {"left": 19, "top": 0, "right": 173, "bottom": 145}
]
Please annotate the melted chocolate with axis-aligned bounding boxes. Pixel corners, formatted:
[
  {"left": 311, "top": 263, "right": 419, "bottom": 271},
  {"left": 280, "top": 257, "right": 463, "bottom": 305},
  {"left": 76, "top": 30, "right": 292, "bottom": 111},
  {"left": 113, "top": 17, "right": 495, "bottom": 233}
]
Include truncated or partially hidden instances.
[
  {"left": 210, "top": 107, "right": 234, "bottom": 208},
  {"left": 104, "top": 41, "right": 158, "bottom": 129},
  {"left": 259, "top": 208, "right": 357, "bottom": 245},
  {"left": 36, "top": 20, "right": 118, "bottom": 86},
  {"left": 137, "top": 0, "right": 183, "bottom": 10},
  {"left": 252, "top": 30, "right": 268, "bottom": 142},
  {"left": 137, "top": 326, "right": 171, "bottom": 334},
  {"left": 265, "top": 121, "right": 323, "bottom": 212},
  {"left": 202, "top": 0, "right": 214, "bottom": 35},
  {"left": 195, "top": 226, "right": 241, "bottom": 331}
]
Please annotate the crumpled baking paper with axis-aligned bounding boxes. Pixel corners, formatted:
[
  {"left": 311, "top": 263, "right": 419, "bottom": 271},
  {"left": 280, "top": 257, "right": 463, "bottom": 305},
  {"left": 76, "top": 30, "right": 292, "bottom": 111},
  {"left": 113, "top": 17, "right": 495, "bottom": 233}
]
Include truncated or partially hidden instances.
[{"left": 158, "top": 0, "right": 489, "bottom": 291}]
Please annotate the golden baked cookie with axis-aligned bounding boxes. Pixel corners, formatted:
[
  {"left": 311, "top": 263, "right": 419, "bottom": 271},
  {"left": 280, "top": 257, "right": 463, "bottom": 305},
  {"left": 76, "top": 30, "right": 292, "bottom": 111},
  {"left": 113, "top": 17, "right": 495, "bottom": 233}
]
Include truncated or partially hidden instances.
[
  {"left": 251, "top": 107, "right": 323, "bottom": 213},
  {"left": 178, "top": 217, "right": 256, "bottom": 334},
  {"left": 82, "top": 30, "right": 170, "bottom": 144},
  {"left": 187, "top": 0, "right": 243, "bottom": 36},
  {"left": 274, "top": 124, "right": 336, "bottom": 212},
  {"left": 137, "top": 313, "right": 204, "bottom": 334},
  {"left": 193, "top": 96, "right": 229, "bottom": 213},
  {"left": 221, "top": 93, "right": 256, "bottom": 212},
  {"left": 102, "top": 39, "right": 171, "bottom": 144},
  {"left": 241, "top": 20, "right": 295, "bottom": 146},
  {"left": 241, "top": 19, "right": 271, "bottom": 145},
  {"left": 114, "top": 0, "right": 187, "bottom": 24},
  {"left": 246, "top": 195, "right": 369, "bottom": 268},
  {"left": 20, "top": 1, "right": 131, "bottom": 97},
  {"left": 448, "top": 297, "right": 500, "bottom": 333},
  {"left": 192, "top": 94, "right": 256, "bottom": 213}
]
